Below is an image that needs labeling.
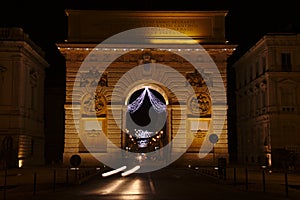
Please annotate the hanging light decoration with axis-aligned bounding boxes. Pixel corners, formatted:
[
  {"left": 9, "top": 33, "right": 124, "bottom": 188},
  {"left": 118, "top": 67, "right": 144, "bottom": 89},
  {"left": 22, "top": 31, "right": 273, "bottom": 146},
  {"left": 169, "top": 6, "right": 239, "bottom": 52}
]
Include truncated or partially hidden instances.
[
  {"left": 127, "top": 87, "right": 166, "bottom": 114},
  {"left": 127, "top": 89, "right": 147, "bottom": 114},
  {"left": 134, "top": 129, "right": 153, "bottom": 139},
  {"left": 134, "top": 129, "right": 154, "bottom": 148},
  {"left": 147, "top": 88, "right": 166, "bottom": 113},
  {"left": 127, "top": 87, "right": 166, "bottom": 149}
]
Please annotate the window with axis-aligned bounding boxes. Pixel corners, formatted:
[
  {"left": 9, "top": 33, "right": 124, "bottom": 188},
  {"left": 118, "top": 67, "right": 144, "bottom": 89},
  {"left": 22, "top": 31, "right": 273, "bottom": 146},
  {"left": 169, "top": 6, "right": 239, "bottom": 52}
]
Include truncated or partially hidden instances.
[
  {"left": 281, "top": 53, "right": 291, "bottom": 71},
  {"left": 262, "top": 91, "right": 266, "bottom": 108},
  {"left": 244, "top": 69, "right": 247, "bottom": 86},
  {"left": 256, "top": 61, "right": 259, "bottom": 77},
  {"left": 0, "top": 66, "right": 7, "bottom": 103},
  {"left": 31, "top": 86, "right": 35, "bottom": 109},
  {"left": 281, "top": 88, "right": 295, "bottom": 106},
  {"left": 262, "top": 57, "right": 266, "bottom": 73},
  {"left": 31, "top": 139, "right": 34, "bottom": 155},
  {"left": 249, "top": 65, "right": 253, "bottom": 81}
]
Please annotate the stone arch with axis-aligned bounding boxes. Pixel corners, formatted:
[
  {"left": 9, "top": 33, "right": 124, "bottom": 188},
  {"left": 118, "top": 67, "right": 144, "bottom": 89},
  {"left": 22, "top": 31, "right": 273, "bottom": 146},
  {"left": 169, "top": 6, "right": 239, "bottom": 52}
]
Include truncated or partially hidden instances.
[
  {"left": 121, "top": 83, "right": 171, "bottom": 153},
  {"left": 124, "top": 82, "right": 169, "bottom": 106}
]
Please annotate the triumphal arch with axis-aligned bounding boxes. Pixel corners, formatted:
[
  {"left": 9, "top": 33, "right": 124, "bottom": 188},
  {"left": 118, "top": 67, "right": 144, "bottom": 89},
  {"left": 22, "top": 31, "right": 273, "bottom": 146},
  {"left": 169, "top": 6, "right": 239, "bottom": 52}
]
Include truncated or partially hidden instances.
[{"left": 57, "top": 10, "right": 236, "bottom": 168}]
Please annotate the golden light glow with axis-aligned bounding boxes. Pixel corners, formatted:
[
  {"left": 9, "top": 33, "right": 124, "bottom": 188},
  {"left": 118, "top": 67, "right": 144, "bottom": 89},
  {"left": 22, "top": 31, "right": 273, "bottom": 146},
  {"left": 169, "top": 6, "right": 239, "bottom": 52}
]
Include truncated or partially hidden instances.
[
  {"left": 149, "top": 39, "right": 200, "bottom": 44},
  {"left": 123, "top": 179, "right": 142, "bottom": 194},
  {"left": 18, "top": 160, "right": 23, "bottom": 168},
  {"left": 99, "top": 179, "right": 125, "bottom": 194},
  {"left": 268, "top": 153, "right": 272, "bottom": 166}
]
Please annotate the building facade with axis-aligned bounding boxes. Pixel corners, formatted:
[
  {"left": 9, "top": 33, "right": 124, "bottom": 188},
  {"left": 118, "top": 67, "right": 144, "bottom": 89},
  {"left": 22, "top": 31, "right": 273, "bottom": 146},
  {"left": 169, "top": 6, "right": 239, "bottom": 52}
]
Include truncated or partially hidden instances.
[
  {"left": 233, "top": 33, "right": 300, "bottom": 169},
  {"left": 0, "top": 27, "right": 48, "bottom": 168},
  {"left": 57, "top": 10, "right": 236, "bottom": 168}
]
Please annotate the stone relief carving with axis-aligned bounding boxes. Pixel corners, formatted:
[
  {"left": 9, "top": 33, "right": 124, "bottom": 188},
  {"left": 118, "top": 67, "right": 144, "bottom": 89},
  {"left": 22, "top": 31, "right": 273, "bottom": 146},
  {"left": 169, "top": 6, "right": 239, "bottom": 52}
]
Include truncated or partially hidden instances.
[
  {"left": 86, "top": 129, "right": 100, "bottom": 137},
  {"left": 80, "top": 69, "right": 108, "bottom": 88},
  {"left": 186, "top": 69, "right": 206, "bottom": 87},
  {"left": 260, "top": 79, "right": 267, "bottom": 91},
  {"left": 138, "top": 52, "right": 156, "bottom": 64},
  {"left": 29, "top": 69, "right": 38, "bottom": 87},
  {"left": 193, "top": 130, "right": 207, "bottom": 139},
  {"left": 81, "top": 91, "right": 106, "bottom": 116},
  {"left": 137, "top": 52, "right": 157, "bottom": 75},
  {"left": 80, "top": 69, "right": 108, "bottom": 116},
  {"left": 94, "top": 92, "right": 106, "bottom": 115},
  {"left": 188, "top": 92, "right": 211, "bottom": 115},
  {"left": 253, "top": 85, "right": 259, "bottom": 95}
]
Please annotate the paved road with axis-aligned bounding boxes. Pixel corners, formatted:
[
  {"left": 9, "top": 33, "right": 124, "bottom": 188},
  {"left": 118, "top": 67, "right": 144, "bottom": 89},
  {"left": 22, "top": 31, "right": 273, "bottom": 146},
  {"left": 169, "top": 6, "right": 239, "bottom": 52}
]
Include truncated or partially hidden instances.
[{"left": 3, "top": 167, "right": 299, "bottom": 200}]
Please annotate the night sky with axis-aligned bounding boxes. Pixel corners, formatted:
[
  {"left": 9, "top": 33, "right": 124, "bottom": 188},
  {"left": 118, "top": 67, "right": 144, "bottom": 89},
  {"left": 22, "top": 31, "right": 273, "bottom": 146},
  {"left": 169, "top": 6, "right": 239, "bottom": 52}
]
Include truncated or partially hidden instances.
[
  {"left": 1, "top": 0, "right": 300, "bottom": 63},
  {"left": 1, "top": 0, "right": 298, "bottom": 87},
  {"left": 1, "top": 0, "right": 300, "bottom": 162}
]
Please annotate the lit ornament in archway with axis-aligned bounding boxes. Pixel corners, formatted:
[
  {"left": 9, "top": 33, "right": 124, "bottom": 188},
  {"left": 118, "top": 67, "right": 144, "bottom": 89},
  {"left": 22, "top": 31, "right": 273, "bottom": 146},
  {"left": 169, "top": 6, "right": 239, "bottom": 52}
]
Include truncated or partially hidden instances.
[
  {"left": 127, "top": 87, "right": 166, "bottom": 148},
  {"left": 127, "top": 87, "right": 166, "bottom": 114}
]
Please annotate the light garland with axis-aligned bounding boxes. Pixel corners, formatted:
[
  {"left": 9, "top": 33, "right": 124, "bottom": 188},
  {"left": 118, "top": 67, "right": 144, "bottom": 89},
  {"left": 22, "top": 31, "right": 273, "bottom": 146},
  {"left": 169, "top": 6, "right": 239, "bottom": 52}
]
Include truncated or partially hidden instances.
[
  {"left": 127, "top": 87, "right": 166, "bottom": 114},
  {"left": 127, "top": 87, "right": 166, "bottom": 149},
  {"left": 126, "top": 129, "right": 165, "bottom": 149},
  {"left": 127, "top": 89, "right": 147, "bottom": 113},
  {"left": 147, "top": 88, "right": 166, "bottom": 113},
  {"left": 134, "top": 129, "right": 154, "bottom": 139}
]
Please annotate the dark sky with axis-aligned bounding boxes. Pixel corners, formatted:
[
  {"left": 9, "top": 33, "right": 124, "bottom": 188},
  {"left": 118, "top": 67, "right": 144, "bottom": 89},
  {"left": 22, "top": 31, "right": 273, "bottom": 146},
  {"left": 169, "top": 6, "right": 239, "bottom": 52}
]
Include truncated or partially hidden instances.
[
  {"left": 1, "top": 0, "right": 300, "bottom": 65},
  {"left": 1, "top": 0, "right": 300, "bottom": 102}
]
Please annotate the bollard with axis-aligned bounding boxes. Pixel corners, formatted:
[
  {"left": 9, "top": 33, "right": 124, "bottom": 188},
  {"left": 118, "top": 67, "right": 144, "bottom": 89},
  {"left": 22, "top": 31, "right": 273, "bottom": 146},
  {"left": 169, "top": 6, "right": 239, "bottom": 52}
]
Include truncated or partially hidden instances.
[
  {"left": 33, "top": 172, "right": 37, "bottom": 195},
  {"left": 3, "top": 162, "right": 7, "bottom": 200},
  {"left": 285, "top": 172, "right": 289, "bottom": 197},
  {"left": 245, "top": 167, "right": 248, "bottom": 190},
  {"left": 233, "top": 167, "right": 236, "bottom": 186},
  {"left": 53, "top": 169, "right": 56, "bottom": 192},
  {"left": 75, "top": 168, "right": 78, "bottom": 182},
  {"left": 262, "top": 169, "right": 266, "bottom": 192},
  {"left": 66, "top": 169, "right": 69, "bottom": 185}
]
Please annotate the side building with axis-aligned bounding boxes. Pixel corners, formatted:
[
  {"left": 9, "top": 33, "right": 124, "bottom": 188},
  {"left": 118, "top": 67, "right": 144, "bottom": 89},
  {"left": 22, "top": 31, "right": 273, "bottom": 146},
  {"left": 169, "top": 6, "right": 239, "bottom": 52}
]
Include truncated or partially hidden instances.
[
  {"left": 233, "top": 33, "right": 300, "bottom": 169},
  {"left": 0, "top": 27, "right": 49, "bottom": 168}
]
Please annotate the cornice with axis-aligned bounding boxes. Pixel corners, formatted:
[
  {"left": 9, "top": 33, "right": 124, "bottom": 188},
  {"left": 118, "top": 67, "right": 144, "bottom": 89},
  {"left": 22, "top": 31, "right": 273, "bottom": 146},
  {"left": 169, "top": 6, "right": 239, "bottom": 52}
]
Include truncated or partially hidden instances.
[
  {"left": 57, "top": 43, "right": 236, "bottom": 57},
  {"left": 0, "top": 40, "right": 49, "bottom": 68}
]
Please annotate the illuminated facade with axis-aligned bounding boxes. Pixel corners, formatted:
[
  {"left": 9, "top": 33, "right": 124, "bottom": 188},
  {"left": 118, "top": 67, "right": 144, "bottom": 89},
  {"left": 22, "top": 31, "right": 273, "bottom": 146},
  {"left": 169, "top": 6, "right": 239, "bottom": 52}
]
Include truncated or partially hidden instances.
[
  {"left": 58, "top": 10, "right": 236, "bottom": 167},
  {"left": 0, "top": 28, "right": 48, "bottom": 168},
  {"left": 234, "top": 33, "right": 300, "bottom": 168}
]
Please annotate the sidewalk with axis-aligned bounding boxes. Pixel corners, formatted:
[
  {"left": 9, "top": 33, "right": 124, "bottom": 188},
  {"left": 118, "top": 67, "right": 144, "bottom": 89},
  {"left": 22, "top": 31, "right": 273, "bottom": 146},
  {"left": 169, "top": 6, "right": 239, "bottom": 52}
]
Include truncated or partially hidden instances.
[
  {"left": 0, "top": 164, "right": 101, "bottom": 199},
  {"left": 193, "top": 165, "right": 300, "bottom": 199}
]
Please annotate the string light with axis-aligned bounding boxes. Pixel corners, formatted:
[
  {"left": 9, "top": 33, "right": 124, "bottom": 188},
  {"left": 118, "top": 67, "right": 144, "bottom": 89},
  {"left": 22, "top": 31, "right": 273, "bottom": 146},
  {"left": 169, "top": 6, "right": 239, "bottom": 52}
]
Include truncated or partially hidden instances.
[
  {"left": 134, "top": 129, "right": 153, "bottom": 139},
  {"left": 147, "top": 88, "right": 166, "bottom": 113},
  {"left": 127, "top": 89, "right": 147, "bottom": 113},
  {"left": 127, "top": 87, "right": 166, "bottom": 114},
  {"left": 127, "top": 87, "right": 166, "bottom": 149}
]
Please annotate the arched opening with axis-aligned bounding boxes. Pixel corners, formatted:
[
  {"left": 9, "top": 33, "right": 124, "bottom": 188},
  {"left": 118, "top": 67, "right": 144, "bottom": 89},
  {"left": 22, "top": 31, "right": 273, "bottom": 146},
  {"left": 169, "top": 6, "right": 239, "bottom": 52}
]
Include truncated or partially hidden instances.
[{"left": 123, "top": 86, "right": 168, "bottom": 153}]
